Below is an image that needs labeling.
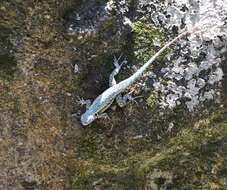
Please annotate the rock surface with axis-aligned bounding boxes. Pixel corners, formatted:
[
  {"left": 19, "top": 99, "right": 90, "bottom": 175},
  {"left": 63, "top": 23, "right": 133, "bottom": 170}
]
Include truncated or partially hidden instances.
[{"left": 0, "top": 0, "right": 226, "bottom": 190}]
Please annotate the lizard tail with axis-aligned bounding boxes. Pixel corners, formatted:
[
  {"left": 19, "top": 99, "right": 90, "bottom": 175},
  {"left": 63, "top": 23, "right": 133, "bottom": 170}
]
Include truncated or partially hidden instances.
[{"left": 127, "top": 26, "right": 198, "bottom": 85}]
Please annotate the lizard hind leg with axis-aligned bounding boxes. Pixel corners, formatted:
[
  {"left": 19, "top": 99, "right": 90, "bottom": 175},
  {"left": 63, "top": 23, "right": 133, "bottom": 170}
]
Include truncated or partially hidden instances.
[
  {"left": 116, "top": 91, "right": 133, "bottom": 107},
  {"left": 96, "top": 112, "right": 110, "bottom": 120},
  {"left": 116, "top": 90, "right": 143, "bottom": 107},
  {"left": 109, "top": 55, "right": 127, "bottom": 87}
]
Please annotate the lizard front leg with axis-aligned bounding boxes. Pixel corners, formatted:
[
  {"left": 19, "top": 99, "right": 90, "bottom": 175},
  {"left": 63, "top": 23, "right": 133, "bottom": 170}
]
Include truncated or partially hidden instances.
[
  {"left": 109, "top": 56, "right": 135, "bottom": 107},
  {"left": 109, "top": 55, "right": 126, "bottom": 87},
  {"left": 77, "top": 97, "right": 91, "bottom": 110}
]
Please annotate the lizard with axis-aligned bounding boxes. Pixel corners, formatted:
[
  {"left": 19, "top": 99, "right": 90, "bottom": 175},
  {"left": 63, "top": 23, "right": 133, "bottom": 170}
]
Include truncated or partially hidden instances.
[{"left": 79, "top": 27, "right": 197, "bottom": 126}]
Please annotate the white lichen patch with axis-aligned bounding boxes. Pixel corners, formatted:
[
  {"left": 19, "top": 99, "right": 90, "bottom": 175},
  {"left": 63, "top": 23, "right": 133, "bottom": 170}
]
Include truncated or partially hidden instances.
[
  {"left": 136, "top": 0, "right": 226, "bottom": 111},
  {"left": 151, "top": 45, "right": 225, "bottom": 110}
]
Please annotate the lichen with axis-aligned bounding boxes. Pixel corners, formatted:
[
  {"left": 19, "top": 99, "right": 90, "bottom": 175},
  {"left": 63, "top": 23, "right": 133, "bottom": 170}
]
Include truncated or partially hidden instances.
[{"left": 0, "top": 1, "right": 226, "bottom": 190}]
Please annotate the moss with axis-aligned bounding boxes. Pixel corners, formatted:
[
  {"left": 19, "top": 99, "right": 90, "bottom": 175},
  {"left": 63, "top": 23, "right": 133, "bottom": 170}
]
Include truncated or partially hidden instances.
[
  {"left": 0, "top": 27, "right": 12, "bottom": 52},
  {"left": 0, "top": 54, "right": 17, "bottom": 81},
  {"left": 112, "top": 20, "right": 167, "bottom": 94},
  {"left": 133, "top": 21, "right": 166, "bottom": 65},
  {"left": 71, "top": 107, "right": 227, "bottom": 189},
  {"left": 221, "top": 56, "right": 227, "bottom": 101},
  {"left": 11, "top": 98, "right": 21, "bottom": 115},
  {"left": 21, "top": 181, "right": 38, "bottom": 190},
  {"left": 121, "top": 20, "right": 166, "bottom": 68},
  {"left": 146, "top": 91, "right": 159, "bottom": 107},
  {"left": 1, "top": 1, "right": 226, "bottom": 190},
  {"left": 59, "top": 0, "right": 85, "bottom": 20}
]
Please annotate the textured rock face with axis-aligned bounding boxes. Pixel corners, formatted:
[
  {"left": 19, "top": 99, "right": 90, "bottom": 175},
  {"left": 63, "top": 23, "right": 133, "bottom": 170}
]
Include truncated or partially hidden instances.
[
  {"left": 132, "top": 0, "right": 226, "bottom": 111},
  {"left": 0, "top": 0, "right": 226, "bottom": 190},
  {"left": 66, "top": 0, "right": 227, "bottom": 111},
  {"left": 163, "top": 0, "right": 226, "bottom": 110},
  {"left": 63, "top": 1, "right": 109, "bottom": 35},
  {"left": 62, "top": 0, "right": 132, "bottom": 36},
  {"left": 64, "top": 0, "right": 226, "bottom": 111},
  {"left": 0, "top": 1, "right": 77, "bottom": 189}
]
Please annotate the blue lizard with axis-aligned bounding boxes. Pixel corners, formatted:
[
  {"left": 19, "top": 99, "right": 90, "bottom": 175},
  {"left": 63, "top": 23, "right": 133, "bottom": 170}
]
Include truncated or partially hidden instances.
[{"left": 79, "top": 29, "right": 192, "bottom": 125}]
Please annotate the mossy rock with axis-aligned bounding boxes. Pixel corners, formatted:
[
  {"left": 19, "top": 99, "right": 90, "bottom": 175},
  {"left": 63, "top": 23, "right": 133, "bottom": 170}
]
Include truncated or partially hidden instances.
[
  {"left": 0, "top": 54, "right": 16, "bottom": 81},
  {"left": 71, "top": 108, "right": 227, "bottom": 189}
]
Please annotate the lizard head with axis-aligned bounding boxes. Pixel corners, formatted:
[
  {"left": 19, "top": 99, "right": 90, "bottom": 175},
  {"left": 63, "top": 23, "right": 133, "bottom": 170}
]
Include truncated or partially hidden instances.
[{"left": 81, "top": 113, "right": 95, "bottom": 126}]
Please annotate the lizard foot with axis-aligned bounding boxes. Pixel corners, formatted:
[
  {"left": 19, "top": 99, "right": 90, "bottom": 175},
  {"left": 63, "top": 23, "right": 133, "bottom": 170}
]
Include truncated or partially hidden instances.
[
  {"left": 116, "top": 90, "right": 143, "bottom": 107},
  {"left": 128, "top": 95, "right": 144, "bottom": 105},
  {"left": 113, "top": 55, "right": 127, "bottom": 68},
  {"left": 77, "top": 97, "right": 91, "bottom": 109},
  {"left": 127, "top": 90, "right": 144, "bottom": 104},
  {"left": 96, "top": 113, "right": 110, "bottom": 120}
]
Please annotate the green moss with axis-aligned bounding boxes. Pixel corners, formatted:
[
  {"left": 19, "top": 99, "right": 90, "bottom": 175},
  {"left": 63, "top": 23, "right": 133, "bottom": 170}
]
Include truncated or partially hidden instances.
[
  {"left": 221, "top": 56, "right": 227, "bottom": 101},
  {"left": 121, "top": 20, "right": 166, "bottom": 68},
  {"left": 133, "top": 21, "right": 166, "bottom": 65},
  {"left": 146, "top": 91, "right": 159, "bottom": 107},
  {"left": 21, "top": 181, "right": 38, "bottom": 190},
  {"left": 113, "top": 21, "right": 167, "bottom": 88},
  {"left": 0, "top": 54, "right": 17, "bottom": 81},
  {"left": 1, "top": 1, "right": 225, "bottom": 190},
  {"left": 11, "top": 99, "right": 21, "bottom": 115},
  {"left": 0, "top": 25, "right": 15, "bottom": 82},
  {"left": 0, "top": 27, "right": 12, "bottom": 52},
  {"left": 71, "top": 108, "right": 227, "bottom": 189}
]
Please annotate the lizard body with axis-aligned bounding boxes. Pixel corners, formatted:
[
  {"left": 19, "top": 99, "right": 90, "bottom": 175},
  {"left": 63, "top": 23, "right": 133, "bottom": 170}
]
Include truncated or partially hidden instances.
[{"left": 80, "top": 29, "right": 193, "bottom": 125}]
